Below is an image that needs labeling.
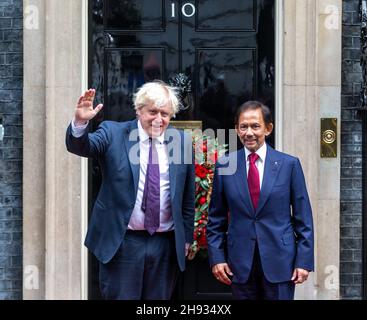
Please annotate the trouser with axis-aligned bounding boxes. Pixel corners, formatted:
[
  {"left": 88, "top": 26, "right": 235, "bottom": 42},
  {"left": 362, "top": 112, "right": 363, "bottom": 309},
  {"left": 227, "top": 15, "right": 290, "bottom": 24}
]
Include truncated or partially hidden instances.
[
  {"left": 99, "top": 230, "right": 179, "bottom": 300},
  {"left": 231, "top": 243, "right": 295, "bottom": 300}
]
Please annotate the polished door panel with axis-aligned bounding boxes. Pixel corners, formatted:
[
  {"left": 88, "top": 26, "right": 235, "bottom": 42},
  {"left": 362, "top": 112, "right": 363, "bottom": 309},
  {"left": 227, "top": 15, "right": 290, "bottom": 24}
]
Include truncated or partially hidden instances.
[
  {"left": 196, "top": 0, "right": 256, "bottom": 31},
  {"left": 196, "top": 48, "right": 256, "bottom": 130},
  {"left": 91, "top": 1, "right": 179, "bottom": 122},
  {"left": 180, "top": 0, "right": 274, "bottom": 135},
  {"left": 105, "top": 49, "right": 165, "bottom": 121},
  {"left": 105, "top": 0, "right": 165, "bottom": 31}
]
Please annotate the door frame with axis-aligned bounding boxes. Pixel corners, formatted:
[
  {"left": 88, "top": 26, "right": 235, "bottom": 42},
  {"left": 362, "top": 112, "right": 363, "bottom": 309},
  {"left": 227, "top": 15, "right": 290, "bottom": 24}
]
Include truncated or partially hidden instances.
[
  {"left": 81, "top": 0, "right": 89, "bottom": 301},
  {"left": 275, "top": 0, "right": 283, "bottom": 151}
]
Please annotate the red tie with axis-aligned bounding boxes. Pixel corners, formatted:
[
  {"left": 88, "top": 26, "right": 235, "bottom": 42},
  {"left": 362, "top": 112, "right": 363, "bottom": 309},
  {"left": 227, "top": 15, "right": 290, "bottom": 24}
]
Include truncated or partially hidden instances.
[{"left": 248, "top": 153, "right": 260, "bottom": 210}]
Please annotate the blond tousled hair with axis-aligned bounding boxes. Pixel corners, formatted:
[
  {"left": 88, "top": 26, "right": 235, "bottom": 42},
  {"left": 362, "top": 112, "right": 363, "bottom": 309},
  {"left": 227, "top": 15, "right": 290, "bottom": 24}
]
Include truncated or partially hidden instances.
[{"left": 133, "top": 80, "right": 181, "bottom": 117}]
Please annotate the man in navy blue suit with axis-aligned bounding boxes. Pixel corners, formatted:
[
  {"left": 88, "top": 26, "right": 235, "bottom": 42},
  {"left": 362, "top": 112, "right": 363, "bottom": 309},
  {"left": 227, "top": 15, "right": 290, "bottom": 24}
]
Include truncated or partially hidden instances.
[
  {"left": 66, "top": 81, "right": 195, "bottom": 299},
  {"left": 207, "top": 101, "right": 314, "bottom": 300}
]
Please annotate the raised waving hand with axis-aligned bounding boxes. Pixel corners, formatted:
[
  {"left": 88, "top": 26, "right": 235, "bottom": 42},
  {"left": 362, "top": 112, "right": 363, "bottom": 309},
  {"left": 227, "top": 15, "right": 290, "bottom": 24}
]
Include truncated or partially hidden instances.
[{"left": 74, "top": 89, "right": 103, "bottom": 125}]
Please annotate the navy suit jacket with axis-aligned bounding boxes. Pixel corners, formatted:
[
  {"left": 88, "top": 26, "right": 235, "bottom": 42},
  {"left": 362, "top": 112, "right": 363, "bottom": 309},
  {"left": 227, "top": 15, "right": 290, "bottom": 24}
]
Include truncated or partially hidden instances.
[
  {"left": 66, "top": 119, "right": 195, "bottom": 272},
  {"left": 207, "top": 145, "right": 314, "bottom": 283}
]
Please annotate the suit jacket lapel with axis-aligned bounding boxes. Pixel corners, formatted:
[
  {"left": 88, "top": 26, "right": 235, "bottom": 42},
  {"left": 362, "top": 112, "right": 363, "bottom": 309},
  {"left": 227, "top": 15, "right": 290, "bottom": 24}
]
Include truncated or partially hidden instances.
[
  {"left": 124, "top": 119, "right": 140, "bottom": 197},
  {"left": 166, "top": 127, "right": 178, "bottom": 200},
  {"left": 234, "top": 149, "right": 254, "bottom": 214},
  {"left": 256, "top": 145, "right": 282, "bottom": 215}
]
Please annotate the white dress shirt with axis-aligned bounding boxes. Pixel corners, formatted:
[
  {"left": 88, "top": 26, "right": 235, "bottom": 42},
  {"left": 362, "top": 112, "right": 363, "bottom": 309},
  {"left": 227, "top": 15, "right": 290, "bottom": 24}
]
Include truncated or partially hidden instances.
[
  {"left": 244, "top": 143, "right": 267, "bottom": 190},
  {"left": 71, "top": 118, "right": 88, "bottom": 137},
  {"left": 70, "top": 118, "right": 174, "bottom": 232},
  {"left": 128, "top": 120, "right": 173, "bottom": 231}
]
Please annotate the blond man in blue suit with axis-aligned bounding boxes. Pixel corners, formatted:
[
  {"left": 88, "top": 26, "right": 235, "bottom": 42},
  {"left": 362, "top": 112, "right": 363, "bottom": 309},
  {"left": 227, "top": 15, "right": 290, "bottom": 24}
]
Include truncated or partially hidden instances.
[{"left": 66, "top": 81, "right": 195, "bottom": 299}]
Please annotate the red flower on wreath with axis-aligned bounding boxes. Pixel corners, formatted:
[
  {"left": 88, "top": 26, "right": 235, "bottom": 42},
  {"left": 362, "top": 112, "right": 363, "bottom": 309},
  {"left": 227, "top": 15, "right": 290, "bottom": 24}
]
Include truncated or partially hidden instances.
[
  {"left": 197, "top": 228, "right": 207, "bottom": 247},
  {"left": 195, "top": 164, "right": 208, "bottom": 179},
  {"left": 198, "top": 196, "right": 207, "bottom": 205}
]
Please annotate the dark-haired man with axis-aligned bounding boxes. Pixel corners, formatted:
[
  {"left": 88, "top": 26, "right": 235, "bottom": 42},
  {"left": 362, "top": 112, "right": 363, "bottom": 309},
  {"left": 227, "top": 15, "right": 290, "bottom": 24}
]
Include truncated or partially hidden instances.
[{"left": 207, "top": 101, "right": 314, "bottom": 300}]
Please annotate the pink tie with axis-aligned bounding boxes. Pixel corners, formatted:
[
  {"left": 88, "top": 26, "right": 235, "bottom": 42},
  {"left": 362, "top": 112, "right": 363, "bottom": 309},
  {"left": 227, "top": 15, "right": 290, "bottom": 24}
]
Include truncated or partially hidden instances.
[{"left": 248, "top": 153, "right": 260, "bottom": 210}]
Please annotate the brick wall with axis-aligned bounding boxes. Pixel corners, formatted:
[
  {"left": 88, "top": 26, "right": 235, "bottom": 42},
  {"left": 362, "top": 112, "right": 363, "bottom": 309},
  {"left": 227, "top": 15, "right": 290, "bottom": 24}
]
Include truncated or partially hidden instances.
[
  {"left": 340, "top": 0, "right": 363, "bottom": 299},
  {"left": 0, "top": 0, "right": 23, "bottom": 300}
]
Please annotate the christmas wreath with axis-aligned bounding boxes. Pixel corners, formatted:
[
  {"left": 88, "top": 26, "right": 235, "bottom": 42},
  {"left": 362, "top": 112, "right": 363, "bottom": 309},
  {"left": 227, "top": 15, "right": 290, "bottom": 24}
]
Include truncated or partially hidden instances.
[{"left": 188, "top": 135, "right": 227, "bottom": 260}]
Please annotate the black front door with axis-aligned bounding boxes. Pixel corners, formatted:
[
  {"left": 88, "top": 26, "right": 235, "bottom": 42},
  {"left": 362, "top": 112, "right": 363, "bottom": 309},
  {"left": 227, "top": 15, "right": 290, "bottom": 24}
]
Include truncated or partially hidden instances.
[{"left": 89, "top": 0, "right": 275, "bottom": 299}]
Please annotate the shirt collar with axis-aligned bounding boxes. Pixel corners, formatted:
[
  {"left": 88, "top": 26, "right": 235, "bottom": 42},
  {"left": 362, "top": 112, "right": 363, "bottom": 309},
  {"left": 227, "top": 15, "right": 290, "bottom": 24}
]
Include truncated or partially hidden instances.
[
  {"left": 137, "top": 120, "right": 165, "bottom": 144},
  {"left": 244, "top": 142, "right": 267, "bottom": 162}
]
